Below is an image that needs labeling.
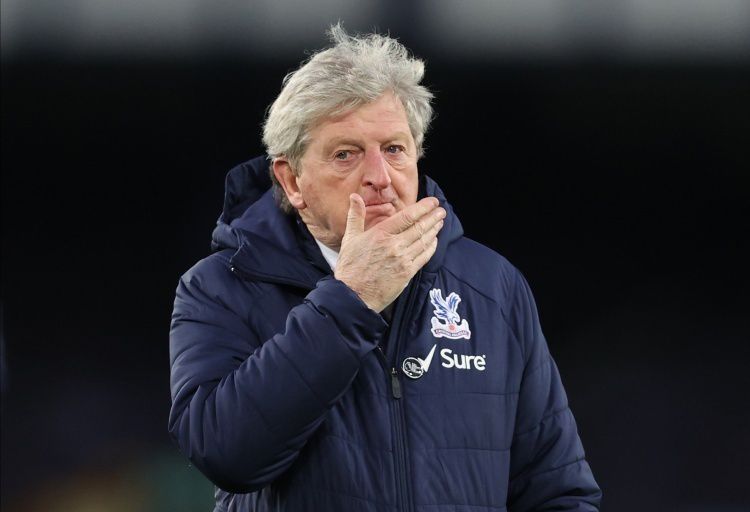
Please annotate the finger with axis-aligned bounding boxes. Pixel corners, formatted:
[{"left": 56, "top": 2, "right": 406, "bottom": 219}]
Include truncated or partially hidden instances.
[
  {"left": 406, "top": 219, "right": 442, "bottom": 260},
  {"left": 344, "top": 193, "right": 366, "bottom": 237},
  {"left": 381, "top": 197, "right": 440, "bottom": 234},
  {"left": 401, "top": 206, "right": 445, "bottom": 246},
  {"left": 409, "top": 237, "right": 439, "bottom": 272}
]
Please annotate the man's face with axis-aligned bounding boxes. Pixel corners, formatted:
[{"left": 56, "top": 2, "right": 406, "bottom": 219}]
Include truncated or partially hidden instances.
[{"left": 277, "top": 92, "right": 419, "bottom": 250}]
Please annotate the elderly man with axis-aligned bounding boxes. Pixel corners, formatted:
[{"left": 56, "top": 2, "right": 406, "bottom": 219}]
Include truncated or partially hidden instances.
[{"left": 169, "top": 25, "right": 601, "bottom": 512}]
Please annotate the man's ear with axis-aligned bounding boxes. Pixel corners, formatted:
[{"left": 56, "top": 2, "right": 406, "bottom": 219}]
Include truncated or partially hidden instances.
[{"left": 273, "top": 158, "right": 306, "bottom": 210}]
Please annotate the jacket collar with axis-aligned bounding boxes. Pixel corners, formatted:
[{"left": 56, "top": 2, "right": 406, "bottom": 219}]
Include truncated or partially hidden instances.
[{"left": 228, "top": 192, "right": 331, "bottom": 289}]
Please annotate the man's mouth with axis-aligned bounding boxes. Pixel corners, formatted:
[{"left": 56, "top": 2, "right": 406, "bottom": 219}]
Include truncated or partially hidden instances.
[
  {"left": 364, "top": 202, "right": 396, "bottom": 217},
  {"left": 364, "top": 199, "right": 395, "bottom": 207},
  {"left": 365, "top": 201, "right": 395, "bottom": 208}
]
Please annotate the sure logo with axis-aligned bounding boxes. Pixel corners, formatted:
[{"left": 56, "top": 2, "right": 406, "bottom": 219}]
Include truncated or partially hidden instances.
[
  {"left": 403, "top": 345, "right": 488, "bottom": 378},
  {"left": 440, "top": 348, "right": 486, "bottom": 371}
]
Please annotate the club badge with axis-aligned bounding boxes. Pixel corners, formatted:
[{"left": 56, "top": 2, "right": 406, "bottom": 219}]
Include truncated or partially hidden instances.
[{"left": 429, "top": 289, "right": 471, "bottom": 340}]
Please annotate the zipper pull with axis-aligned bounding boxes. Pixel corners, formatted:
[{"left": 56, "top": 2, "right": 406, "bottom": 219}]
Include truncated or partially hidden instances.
[{"left": 390, "top": 368, "right": 402, "bottom": 399}]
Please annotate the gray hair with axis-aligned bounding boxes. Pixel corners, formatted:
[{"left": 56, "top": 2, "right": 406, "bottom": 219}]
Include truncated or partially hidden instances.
[{"left": 263, "top": 23, "right": 434, "bottom": 212}]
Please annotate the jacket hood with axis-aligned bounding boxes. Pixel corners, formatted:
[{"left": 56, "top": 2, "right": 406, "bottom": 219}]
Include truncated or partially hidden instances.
[
  {"left": 211, "top": 155, "right": 273, "bottom": 252},
  {"left": 211, "top": 155, "right": 464, "bottom": 287}
]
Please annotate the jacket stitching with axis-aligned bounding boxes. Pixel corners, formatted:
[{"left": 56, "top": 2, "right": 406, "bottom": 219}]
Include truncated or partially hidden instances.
[
  {"left": 235, "top": 382, "right": 279, "bottom": 442},
  {"left": 274, "top": 339, "right": 328, "bottom": 408},
  {"left": 512, "top": 456, "right": 586, "bottom": 484},
  {"left": 443, "top": 266, "right": 500, "bottom": 305},
  {"left": 302, "top": 299, "right": 370, "bottom": 365},
  {"left": 320, "top": 432, "right": 394, "bottom": 454},
  {"left": 441, "top": 266, "right": 526, "bottom": 359},
  {"left": 284, "top": 482, "right": 395, "bottom": 508},
  {"left": 413, "top": 390, "right": 519, "bottom": 397},
  {"left": 420, "top": 503, "right": 507, "bottom": 510},
  {"left": 521, "top": 354, "right": 553, "bottom": 383},
  {"left": 421, "top": 446, "right": 511, "bottom": 453},
  {"left": 512, "top": 405, "right": 571, "bottom": 438}
]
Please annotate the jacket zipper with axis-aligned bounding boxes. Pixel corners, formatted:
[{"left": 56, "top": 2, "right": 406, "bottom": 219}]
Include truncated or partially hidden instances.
[
  {"left": 381, "top": 271, "right": 421, "bottom": 512},
  {"left": 376, "top": 345, "right": 409, "bottom": 511},
  {"left": 236, "top": 256, "right": 419, "bottom": 511}
]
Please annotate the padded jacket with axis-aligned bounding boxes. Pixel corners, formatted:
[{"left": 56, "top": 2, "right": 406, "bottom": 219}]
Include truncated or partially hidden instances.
[{"left": 168, "top": 156, "right": 602, "bottom": 512}]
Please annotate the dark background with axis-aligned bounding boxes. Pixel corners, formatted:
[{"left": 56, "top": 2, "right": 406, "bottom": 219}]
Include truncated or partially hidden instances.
[{"left": 2, "top": 9, "right": 749, "bottom": 512}]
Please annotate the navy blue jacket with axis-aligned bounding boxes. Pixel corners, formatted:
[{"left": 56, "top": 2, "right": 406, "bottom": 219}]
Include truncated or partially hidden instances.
[{"left": 169, "top": 156, "right": 602, "bottom": 512}]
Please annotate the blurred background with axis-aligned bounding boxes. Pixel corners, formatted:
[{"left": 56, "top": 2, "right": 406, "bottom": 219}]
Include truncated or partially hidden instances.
[{"left": 2, "top": 1, "right": 749, "bottom": 511}]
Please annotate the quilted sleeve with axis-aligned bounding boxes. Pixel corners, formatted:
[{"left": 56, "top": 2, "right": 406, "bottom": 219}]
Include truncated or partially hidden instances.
[
  {"left": 506, "top": 270, "right": 602, "bottom": 511},
  {"left": 168, "top": 260, "right": 387, "bottom": 493}
]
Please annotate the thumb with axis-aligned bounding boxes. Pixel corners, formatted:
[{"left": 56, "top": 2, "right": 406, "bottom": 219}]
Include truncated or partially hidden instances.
[{"left": 344, "top": 193, "right": 366, "bottom": 237}]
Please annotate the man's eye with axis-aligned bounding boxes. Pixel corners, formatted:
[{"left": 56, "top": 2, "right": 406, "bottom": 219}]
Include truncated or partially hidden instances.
[
  {"left": 386, "top": 145, "right": 403, "bottom": 154},
  {"left": 334, "top": 150, "right": 350, "bottom": 160}
]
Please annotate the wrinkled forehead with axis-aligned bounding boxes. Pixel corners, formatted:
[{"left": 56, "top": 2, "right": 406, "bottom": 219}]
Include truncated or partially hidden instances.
[{"left": 305, "top": 92, "right": 414, "bottom": 145}]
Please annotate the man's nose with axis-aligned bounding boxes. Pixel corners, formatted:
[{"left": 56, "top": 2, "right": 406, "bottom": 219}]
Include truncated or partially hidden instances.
[{"left": 362, "top": 150, "right": 392, "bottom": 190}]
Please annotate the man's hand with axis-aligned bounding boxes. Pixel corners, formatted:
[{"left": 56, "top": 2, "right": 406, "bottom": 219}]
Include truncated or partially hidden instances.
[{"left": 334, "top": 194, "right": 446, "bottom": 313}]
